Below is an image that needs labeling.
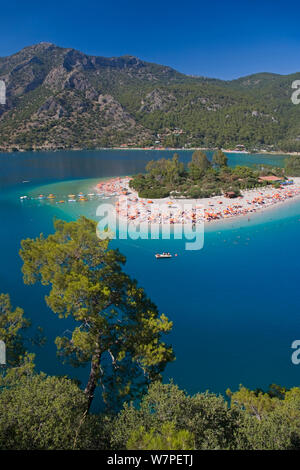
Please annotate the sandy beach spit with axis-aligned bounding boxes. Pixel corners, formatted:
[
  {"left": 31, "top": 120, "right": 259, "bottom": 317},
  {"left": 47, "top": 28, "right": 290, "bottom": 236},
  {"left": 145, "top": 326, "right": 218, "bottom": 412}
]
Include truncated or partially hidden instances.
[{"left": 95, "top": 177, "right": 300, "bottom": 226}]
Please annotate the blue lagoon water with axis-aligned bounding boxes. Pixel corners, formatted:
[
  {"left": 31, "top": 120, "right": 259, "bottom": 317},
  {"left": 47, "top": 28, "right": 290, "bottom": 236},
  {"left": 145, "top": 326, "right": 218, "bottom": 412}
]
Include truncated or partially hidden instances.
[{"left": 1, "top": 149, "right": 299, "bottom": 396}]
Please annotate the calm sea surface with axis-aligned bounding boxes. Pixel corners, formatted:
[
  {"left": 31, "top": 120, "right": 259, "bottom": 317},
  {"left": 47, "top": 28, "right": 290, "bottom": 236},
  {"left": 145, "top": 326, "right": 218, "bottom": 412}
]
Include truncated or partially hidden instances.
[{"left": 1, "top": 149, "right": 300, "bottom": 397}]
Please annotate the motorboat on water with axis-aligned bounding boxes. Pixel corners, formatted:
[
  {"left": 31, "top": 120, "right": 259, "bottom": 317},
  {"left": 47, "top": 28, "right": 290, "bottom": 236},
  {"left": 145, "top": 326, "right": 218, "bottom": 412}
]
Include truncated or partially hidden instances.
[{"left": 155, "top": 252, "right": 172, "bottom": 259}]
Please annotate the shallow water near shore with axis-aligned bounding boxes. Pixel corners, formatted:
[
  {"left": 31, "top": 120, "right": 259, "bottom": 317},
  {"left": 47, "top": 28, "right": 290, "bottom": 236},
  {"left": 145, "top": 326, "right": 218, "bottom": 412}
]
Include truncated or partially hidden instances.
[{"left": 1, "top": 149, "right": 300, "bottom": 400}]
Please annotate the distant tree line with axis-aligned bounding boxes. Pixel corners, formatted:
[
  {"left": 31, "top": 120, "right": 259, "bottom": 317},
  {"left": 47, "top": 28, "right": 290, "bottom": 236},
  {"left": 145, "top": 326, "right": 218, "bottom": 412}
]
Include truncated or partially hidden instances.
[
  {"left": 129, "top": 151, "right": 284, "bottom": 199},
  {"left": 285, "top": 155, "right": 300, "bottom": 176}
]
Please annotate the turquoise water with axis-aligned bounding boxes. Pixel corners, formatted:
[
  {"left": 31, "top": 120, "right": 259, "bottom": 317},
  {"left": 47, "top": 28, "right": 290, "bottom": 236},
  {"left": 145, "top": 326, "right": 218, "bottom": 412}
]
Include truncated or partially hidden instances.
[{"left": 1, "top": 149, "right": 300, "bottom": 396}]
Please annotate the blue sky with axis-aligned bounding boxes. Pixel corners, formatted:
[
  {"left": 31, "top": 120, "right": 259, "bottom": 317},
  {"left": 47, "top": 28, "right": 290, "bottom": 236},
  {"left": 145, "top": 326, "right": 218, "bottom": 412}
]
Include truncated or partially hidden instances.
[{"left": 1, "top": 0, "right": 300, "bottom": 79}]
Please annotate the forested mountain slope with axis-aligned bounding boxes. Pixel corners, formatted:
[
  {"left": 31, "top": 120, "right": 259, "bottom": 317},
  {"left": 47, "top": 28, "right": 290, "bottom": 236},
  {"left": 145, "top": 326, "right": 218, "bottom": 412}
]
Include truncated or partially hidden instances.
[{"left": 0, "top": 42, "right": 299, "bottom": 152}]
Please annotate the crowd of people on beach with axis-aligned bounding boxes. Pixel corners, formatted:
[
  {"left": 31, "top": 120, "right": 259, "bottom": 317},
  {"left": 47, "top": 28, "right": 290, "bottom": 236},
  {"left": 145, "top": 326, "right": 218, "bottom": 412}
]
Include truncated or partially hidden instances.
[{"left": 95, "top": 176, "right": 300, "bottom": 225}]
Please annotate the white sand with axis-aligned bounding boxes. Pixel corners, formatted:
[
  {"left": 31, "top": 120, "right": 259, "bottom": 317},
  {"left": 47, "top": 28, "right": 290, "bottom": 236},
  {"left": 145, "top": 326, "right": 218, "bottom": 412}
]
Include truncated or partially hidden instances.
[{"left": 95, "top": 177, "right": 300, "bottom": 225}]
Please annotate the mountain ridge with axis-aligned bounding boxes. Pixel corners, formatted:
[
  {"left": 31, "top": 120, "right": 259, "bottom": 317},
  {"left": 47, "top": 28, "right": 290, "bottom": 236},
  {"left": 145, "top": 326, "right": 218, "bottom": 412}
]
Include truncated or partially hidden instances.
[{"left": 0, "top": 42, "right": 300, "bottom": 152}]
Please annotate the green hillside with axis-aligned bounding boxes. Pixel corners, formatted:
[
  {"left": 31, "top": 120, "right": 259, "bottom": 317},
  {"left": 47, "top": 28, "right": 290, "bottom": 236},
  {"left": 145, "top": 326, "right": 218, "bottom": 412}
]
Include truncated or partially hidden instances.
[{"left": 0, "top": 43, "right": 300, "bottom": 152}]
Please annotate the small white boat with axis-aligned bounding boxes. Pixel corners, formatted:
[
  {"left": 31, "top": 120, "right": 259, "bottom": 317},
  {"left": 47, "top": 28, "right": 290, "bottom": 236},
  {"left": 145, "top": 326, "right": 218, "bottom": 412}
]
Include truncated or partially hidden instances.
[{"left": 155, "top": 253, "right": 172, "bottom": 259}]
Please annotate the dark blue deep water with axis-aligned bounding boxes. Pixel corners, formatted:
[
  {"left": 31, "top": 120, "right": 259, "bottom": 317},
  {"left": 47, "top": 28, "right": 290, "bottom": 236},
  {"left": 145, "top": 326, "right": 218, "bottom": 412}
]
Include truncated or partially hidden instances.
[{"left": 1, "top": 149, "right": 300, "bottom": 398}]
